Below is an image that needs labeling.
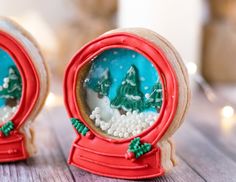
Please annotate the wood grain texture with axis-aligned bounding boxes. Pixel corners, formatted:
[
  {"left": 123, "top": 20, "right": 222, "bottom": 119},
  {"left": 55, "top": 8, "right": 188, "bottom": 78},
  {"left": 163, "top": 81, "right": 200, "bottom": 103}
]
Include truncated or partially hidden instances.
[
  {"left": 188, "top": 90, "right": 236, "bottom": 162},
  {"left": 48, "top": 103, "right": 204, "bottom": 182},
  {"left": 0, "top": 110, "right": 74, "bottom": 182},
  {"left": 175, "top": 122, "right": 236, "bottom": 182}
]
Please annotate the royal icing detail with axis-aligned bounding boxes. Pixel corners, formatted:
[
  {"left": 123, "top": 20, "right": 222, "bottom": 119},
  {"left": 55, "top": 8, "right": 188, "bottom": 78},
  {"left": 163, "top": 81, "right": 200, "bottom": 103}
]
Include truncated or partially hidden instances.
[
  {"left": 0, "top": 50, "right": 20, "bottom": 139},
  {"left": 0, "top": 65, "right": 22, "bottom": 102},
  {"left": 126, "top": 137, "right": 152, "bottom": 159},
  {"left": 64, "top": 30, "right": 183, "bottom": 179},
  {"left": 71, "top": 118, "right": 89, "bottom": 136},
  {"left": 85, "top": 48, "right": 162, "bottom": 139},
  {"left": 0, "top": 18, "right": 45, "bottom": 162},
  {"left": 0, "top": 121, "right": 14, "bottom": 136},
  {"left": 0, "top": 49, "right": 22, "bottom": 123}
]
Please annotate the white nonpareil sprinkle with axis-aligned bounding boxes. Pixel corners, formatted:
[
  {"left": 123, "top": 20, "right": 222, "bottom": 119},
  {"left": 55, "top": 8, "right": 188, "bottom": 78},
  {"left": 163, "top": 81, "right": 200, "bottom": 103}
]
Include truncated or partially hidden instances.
[
  {"left": 89, "top": 107, "right": 158, "bottom": 138},
  {"left": 0, "top": 105, "right": 19, "bottom": 124}
]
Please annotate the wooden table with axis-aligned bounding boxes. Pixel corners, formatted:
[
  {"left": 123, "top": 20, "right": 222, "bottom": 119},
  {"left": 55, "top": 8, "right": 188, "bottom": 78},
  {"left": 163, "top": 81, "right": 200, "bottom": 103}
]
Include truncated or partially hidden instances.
[{"left": 1, "top": 81, "right": 236, "bottom": 182}]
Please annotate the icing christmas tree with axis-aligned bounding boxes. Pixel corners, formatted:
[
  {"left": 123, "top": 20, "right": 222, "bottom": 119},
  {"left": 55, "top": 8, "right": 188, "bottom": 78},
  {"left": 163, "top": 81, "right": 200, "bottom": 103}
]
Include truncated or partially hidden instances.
[
  {"left": 94, "top": 69, "right": 111, "bottom": 98},
  {"left": 145, "top": 81, "right": 163, "bottom": 112},
  {"left": 111, "top": 65, "right": 144, "bottom": 113},
  {"left": 83, "top": 48, "right": 163, "bottom": 138},
  {"left": 0, "top": 66, "right": 22, "bottom": 107}
]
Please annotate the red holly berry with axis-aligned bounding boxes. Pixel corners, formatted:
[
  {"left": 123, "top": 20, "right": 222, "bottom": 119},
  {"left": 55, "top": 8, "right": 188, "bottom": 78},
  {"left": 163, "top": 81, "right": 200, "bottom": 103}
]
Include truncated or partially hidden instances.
[
  {"left": 9, "top": 130, "right": 16, "bottom": 135},
  {"left": 86, "top": 131, "right": 95, "bottom": 139},
  {"left": 125, "top": 152, "right": 135, "bottom": 160}
]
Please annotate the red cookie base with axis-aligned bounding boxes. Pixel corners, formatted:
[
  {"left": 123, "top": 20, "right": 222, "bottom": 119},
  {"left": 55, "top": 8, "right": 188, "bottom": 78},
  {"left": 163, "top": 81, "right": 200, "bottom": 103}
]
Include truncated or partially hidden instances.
[
  {"left": 0, "top": 132, "right": 28, "bottom": 162},
  {"left": 69, "top": 136, "right": 164, "bottom": 179}
]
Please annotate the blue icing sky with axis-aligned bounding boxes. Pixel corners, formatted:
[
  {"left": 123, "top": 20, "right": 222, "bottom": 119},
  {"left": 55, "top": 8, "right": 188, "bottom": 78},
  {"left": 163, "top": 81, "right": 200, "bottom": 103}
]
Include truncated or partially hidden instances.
[
  {"left": 0, "top": 48, "right": 18, "bottom": 106},
  {"left": 86, "top": 48, "right": 159, "bottom": 103}
]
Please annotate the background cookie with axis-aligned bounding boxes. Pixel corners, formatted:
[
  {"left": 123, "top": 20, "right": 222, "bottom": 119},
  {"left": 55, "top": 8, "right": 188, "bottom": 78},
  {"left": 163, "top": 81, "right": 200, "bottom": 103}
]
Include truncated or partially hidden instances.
[
  {"left": 64, "top": 28, "right": 190, "bottom": 179},
  {"left": 0, "top": 17, "right": 49, "bottom": 162}
]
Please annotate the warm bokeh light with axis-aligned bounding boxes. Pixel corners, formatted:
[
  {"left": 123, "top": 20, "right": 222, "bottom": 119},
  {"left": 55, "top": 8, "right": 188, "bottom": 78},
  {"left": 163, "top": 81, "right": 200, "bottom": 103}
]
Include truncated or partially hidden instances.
[
  {"left": 221, "top": 105, "right": 234, "bottom": 118},
  {"left": 221, "top": 116, "right": 235, "bottom": 133},
  {"left": 186, "top": 62, "right": 197, "bottom": 75},
  {"left": 220, "top": 105, "right": 236, "bottom": 133},
  {"left": 45, "top": 92, "right": 63, "bottom": 108}
]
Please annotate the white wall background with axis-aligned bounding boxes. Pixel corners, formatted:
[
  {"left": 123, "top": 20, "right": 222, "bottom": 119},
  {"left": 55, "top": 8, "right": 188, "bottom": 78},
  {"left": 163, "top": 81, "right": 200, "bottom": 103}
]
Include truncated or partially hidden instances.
[
  {"left": 0, "top": 0, "right": 77, "bottom": 29},
  {"left": 118, "top": 0, "right": 205, "bottom": 69}
]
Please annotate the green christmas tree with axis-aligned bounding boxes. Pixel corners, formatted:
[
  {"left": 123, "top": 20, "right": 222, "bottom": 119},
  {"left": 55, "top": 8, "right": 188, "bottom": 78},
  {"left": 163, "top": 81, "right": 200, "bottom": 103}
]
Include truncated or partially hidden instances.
[
  {"left": 94, "top": 69, "right": 111, "bottom": 98},
  {"left": 145, "top": 81, "right": 163, "bottom": 112},
  {"left": 0, "top": 66, "right": 22, "bottom": 107},
  {"left": 111, "top": 65, "right": 144, "bottom": 113}
]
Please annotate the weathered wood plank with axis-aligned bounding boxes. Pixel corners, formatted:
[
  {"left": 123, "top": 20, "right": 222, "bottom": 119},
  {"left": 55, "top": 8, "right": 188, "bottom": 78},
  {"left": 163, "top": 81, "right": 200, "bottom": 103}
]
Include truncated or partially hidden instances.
[
  {"left": 0, "top": 109, "right": 74, "bottom": 182},
  {"left": 188, "top": 90, "right": 236, "bottom": 162},
  {"left": 175, "top": 122, "right": 236, "bottom": 182},
  {"left": 49, "top": 105, "right": 205, "bottom": 182}
]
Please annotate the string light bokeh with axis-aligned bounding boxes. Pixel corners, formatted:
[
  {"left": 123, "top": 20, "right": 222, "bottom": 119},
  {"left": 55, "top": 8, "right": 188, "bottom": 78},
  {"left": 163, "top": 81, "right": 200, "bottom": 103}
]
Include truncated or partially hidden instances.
[{"left": 187, "top": 62, "right": 236, "bottom": 133}]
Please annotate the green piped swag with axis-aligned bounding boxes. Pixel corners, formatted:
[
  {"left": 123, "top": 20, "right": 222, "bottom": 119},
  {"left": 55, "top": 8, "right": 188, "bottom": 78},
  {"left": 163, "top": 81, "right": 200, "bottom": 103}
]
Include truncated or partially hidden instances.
[
  {"left": 128, "top": 137, "right": 152, "bottom": 158},
  {"left": 0, "top": 121, "right": 14, "bottom": 136},
  {"left": 71, "top": 118, "right": 89, "bottom": 136}
]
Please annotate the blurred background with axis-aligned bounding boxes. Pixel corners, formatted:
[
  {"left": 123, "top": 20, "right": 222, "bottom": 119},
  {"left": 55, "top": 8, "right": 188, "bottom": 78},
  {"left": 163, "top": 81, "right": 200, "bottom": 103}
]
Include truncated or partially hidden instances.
[
  {"left": 0, "top": 0, "right": 229, "bottom": 79},
  {"left": 0, "top": 0, "right": 235, "bottom": 81},
  {"left": 0, "top": 0, "right": 236, "bottom": 133}
]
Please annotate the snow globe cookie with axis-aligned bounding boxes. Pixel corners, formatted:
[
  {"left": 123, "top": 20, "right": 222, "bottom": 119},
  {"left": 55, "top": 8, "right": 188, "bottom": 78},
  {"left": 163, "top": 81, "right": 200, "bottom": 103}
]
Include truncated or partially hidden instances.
[
  {"left": 64, "top": 28, "right": 190, "bottom": 179},
  {"left": 0, "top": 17, "right": 49, "bottom": 162}
]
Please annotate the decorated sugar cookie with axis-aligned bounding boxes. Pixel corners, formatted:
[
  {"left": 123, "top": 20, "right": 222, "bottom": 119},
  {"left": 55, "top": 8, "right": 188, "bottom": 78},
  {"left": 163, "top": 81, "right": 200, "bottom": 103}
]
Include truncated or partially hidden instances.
[
  {"left": 0, "top": 17, "right": 49, "bottom": 162},
  {"left": 64, "top": 28, "right": 190, "bottom": 179}
]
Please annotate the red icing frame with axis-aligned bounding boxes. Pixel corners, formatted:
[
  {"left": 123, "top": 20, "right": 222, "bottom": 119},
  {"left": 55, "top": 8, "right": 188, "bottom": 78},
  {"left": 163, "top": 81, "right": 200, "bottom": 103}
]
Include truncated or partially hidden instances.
[
  {"left": 0, "top": 30, "right": 40, "bottom": 162},
  {"left": 64, "top": 32, "right": 178, "bottom": 179}
]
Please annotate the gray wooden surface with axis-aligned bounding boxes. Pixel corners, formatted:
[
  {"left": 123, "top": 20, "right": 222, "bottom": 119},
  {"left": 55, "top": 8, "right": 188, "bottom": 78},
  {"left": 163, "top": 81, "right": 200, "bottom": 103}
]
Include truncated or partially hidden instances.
[{"left": 1, "top": 81, "right": 236, "bottom": 182}]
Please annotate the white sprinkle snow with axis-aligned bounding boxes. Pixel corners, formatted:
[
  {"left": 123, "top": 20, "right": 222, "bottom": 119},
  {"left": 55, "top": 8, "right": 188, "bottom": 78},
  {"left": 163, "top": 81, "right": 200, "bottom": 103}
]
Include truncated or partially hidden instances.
[
  {"left": 125, "top": 94, "right": 141, "bottom": 101},
  {"left": 126, "top": 79, "right": 136, "bottom": 86},
  {"left": 140, "top": 77, "right": 145, "bottom": 81},
  {"left": 86, "top": 89, "right": 158, "bottom": 139},
  {"left": 0, "top": 105, "right": 19, "bottom": 124},
  {"left": 145, "top": 93, "right": 150, "bottom": 99},
  {"left": 90, "top": 107, "right": 158, "bottom": 138}
]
